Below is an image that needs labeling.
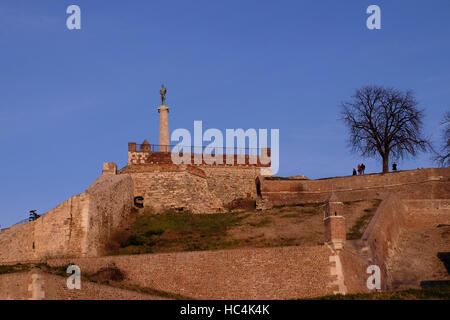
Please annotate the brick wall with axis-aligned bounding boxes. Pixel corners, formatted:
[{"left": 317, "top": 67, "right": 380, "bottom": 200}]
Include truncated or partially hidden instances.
[{"left": 48, "top": 246, "right": 336, "bottom": 299}]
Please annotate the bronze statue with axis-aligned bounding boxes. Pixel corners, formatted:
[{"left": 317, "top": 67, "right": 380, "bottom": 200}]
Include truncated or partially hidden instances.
[{"left": 160, "top": 84, "right": 167, "bottom": 105}]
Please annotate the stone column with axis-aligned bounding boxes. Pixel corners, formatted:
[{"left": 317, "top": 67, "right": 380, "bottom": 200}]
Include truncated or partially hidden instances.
[{"left": 158, "top": 105, "right": 170, "bottom": 152}]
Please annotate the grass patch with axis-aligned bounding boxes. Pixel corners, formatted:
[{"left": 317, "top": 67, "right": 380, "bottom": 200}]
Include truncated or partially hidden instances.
[
  {"left": 273, "top": 203, "right": 321, "bottom": 209},
  {"left": 343, "top": 200, "right": 364, "bottom": 205},
  {"left": 0, "top": 262, "right": 72, "bottom": 277},
  {"left": 109, "top": 212, "right": 245, "bottom": 255},
  {"left": 248, "top": 217, "right": 271, "bottom": 227},
  {"left": 280, "top": 210, "right": 317, "bottom": 219},
  {"left": 346, "top": 200, "right": 381, "bottom": 240},
  {"left": 347, "top": 212, "right": 373, "bottom": 240},
  {"left": 0, "top": 263, "right": 31, "bottom": 274},
  {"left": 313, "top": 285, "right": 450, "bottom": 300},
  {"left": 281, "top": 213, "right": 302, "bottom": 218}
]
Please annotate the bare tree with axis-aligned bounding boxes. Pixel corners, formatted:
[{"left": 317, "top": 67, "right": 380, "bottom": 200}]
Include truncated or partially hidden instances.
[
  {"left": 341, "top": 86, "right": 431, "bottom": 173},
  {"left": 435, "top": 111, "right": 450, "bottom": 167}
]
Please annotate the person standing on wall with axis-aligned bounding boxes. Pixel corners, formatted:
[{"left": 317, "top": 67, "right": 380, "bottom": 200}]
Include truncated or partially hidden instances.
[
  {"left": 361, "top": 163, "right": 366, "bottom": 174},
  {"left": 357, "top": 164, "right": 361, "bottom": 175},
  {"left": 392, "top": 162, "right": 397, "bottom": 172}
]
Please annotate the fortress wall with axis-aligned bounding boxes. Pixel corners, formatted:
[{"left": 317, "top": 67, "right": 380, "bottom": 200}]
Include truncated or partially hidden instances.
[
  {"left": 339, "top": 248, "right": 371, "bottom": 294},
  {"left": 0, "top": 272, "right": 164, "bottom": 300},
  {"left": 0, "top": 175, "right": 134, "bottom": 264},
  {"left": 122, "top": 165, "right": 223, "bottom": 213},
  {"left": 0, "top": 195, "right": 89, "bottom": 264},
  {"left": 347, "top": 195, "right": 450, "bottom": 291},
  {"left": 83, "top": 174, "right": 134, "bottom": 256},
  {"left": 402, "top": 199, "right": 450, "bottom": 230},
  {"left": 361, "top": 193, "right": 408, "bottom": 290},
  {"left": 48, "top": 245, "right": 336, "bottom": 300},
  {"left": 261, "top": 168, "right": 450, "bottom": 205},
  {"left": 120, "top": 164, "right": 262, "bottom": 212},
  {"left": 33, "top": 193, "right": 89, "bottom": 260},
  {"left": 0, "top": 221, "right": 35, "bottom": 263},
  {"left": 202, "top": 166, "right": 261, "bottom": 205}
]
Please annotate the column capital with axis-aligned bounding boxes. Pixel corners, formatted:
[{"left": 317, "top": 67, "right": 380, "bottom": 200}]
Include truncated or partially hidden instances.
[{"left": 158, "top": 105, "right": 169, "bottom": 113}]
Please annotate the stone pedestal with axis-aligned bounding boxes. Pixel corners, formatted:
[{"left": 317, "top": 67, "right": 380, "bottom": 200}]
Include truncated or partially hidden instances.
[
  {"left": 102, "top": 162, "right": 117, "bottom": 175},
  {"left": 158, "top": 105, "right": 170, "bottom": 152}
]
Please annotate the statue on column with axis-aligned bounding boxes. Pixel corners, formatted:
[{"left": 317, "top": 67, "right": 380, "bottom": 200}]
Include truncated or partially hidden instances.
[{"left": 160, "top": 84, "right": 167, "bottom": 105}]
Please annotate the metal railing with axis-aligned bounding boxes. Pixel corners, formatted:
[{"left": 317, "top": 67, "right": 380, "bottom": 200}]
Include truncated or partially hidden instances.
[
  {"left": 9, "top": 211, "right": 43, "bottom": 228},
  {"left": 133, "top": 144, "right": 268, "bottom": 156}
]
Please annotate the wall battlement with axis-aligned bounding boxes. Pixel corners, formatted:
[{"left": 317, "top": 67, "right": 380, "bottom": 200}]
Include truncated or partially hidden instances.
[{"left": 127, "top": 142, "right": 272, "bottom": 168}]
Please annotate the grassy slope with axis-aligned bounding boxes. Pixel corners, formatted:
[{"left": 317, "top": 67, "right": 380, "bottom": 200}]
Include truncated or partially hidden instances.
[{"left": 107, "top": 200, "right": 380, "bottom": 255}]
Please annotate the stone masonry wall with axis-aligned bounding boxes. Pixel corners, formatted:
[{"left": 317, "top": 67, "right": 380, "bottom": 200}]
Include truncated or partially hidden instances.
[
  {"left": 339, "top": 248, "right": 371, "bottom": 294},
  {"left": 261, "top": 168, "right": 450, "bottom": 205},
  {"left": 0, "top": 271, "right": 164, "bottom": 300},
  {"left": 121, "top": 164, "right": 223, "bottom": 213},
  {"left": 0, "top": 174, "right": 134, "bottom": 264},
  {"left": 119, "top": 164, "right": 262, "bottom": 213},
  {"left": 202, "top": 166, "right": 261, "bottom": 206},
  {"left": 361, "top": 193, "right": 408, "bottom": 290},
  {"left": 48, "top": 245, "right": 336, "bottom": 299},
  {"left": 402, "top": 199, "right": 450, "bottom": 230}
]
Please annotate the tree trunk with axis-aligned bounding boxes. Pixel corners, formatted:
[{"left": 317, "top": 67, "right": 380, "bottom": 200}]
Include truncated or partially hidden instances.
[{"left": 382, "top": 155, "right": 389, "bottom": 173}]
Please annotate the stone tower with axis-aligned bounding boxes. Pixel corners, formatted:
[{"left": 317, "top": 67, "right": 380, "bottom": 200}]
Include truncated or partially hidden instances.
[
  {"left": 158, "top": 104, "right": 170, "bottom": 152},
  {"left": 323, "top": 192, "right": 346, "bottom": 251}
]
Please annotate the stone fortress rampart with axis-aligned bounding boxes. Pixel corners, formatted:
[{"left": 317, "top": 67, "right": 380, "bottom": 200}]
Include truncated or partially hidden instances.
[
  {"left": 0, "top": 175, "right": 133, "bottom": 264},
  {"left": 259, "top": 167, "right": 450, "bottom": 205},
  {"left": 1, "top": 95, "right": 449, "bottom": 299},
  {"left": 1, "top": 166, "right": 448, "bottom": 263}
]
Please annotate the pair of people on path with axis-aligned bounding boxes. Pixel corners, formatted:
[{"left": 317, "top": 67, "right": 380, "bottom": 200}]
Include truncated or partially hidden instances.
[{"left": 353, "top": 163, "right": 365, "bottom": 176}]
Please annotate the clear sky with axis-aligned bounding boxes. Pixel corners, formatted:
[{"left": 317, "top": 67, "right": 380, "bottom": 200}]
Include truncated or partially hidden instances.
[{"left": 0, "top": 0, "right": 449, "bottom": 227}]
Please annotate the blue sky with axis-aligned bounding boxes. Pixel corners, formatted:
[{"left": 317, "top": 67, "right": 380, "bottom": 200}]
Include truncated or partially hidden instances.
[{"left": 0, "top": 0, "right": 449, "bottom": 227}]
